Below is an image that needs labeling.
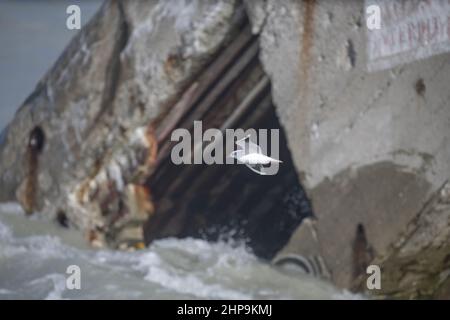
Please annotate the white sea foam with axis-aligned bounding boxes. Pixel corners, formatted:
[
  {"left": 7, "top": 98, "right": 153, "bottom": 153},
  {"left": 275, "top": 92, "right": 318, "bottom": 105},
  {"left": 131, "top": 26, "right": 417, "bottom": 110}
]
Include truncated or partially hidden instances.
[
  {"left": 29, "top": 274, "right": 68, "bottom": 300},
  {"left": 0, "top": 203, "right": 356, "bottom": 300}
]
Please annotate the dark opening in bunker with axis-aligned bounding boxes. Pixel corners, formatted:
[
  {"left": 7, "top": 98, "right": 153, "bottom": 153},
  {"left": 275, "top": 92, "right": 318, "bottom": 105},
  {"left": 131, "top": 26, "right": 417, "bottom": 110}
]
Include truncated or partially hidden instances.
[
  {"left": 29, "top": 126, "right": 45, "bottom": 154},
  {"left": 144, "top": 12, "right": 313, "bottom": 260}
]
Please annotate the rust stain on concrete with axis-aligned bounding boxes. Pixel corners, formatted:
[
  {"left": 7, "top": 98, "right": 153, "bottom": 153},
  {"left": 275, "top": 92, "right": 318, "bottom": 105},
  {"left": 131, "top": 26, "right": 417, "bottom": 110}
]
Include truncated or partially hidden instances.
[
  {"left": 17, "top": 127, "right": 46, "bottom": 215},
  {"left": 300, "top": 0, "right": 316, "bottom": 87}
]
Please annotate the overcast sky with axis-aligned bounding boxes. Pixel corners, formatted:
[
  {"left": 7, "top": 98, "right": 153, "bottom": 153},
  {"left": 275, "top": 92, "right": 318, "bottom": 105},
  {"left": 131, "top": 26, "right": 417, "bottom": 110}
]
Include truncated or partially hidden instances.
[{"left": 0, "top": 0, "right": 103, "bottom": 131}]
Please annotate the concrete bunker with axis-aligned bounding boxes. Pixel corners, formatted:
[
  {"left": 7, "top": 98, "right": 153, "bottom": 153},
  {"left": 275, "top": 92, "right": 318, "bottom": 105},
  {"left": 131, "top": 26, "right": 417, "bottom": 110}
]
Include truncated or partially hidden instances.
[{"left": 142, "top": 15, "right": 312, "bottom": 260}]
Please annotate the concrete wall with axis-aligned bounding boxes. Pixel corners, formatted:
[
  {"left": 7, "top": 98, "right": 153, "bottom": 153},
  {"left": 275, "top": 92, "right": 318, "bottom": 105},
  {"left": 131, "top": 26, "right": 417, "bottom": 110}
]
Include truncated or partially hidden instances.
[{"left": 246, "top": 0, "right": 450, "bottom": 297}]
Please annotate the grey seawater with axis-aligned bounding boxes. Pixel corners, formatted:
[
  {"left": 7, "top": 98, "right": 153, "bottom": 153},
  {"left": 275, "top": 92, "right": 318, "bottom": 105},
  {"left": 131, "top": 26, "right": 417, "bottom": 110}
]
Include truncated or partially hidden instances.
[{"left": 0, "top": 203, "right": 360, "bottom": 300}]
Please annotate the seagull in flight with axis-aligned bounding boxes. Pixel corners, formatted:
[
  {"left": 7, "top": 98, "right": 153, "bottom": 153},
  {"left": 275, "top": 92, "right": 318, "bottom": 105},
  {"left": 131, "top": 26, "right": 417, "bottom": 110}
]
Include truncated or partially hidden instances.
[{"left": 228, "top": 135, "right": 282, "bottom": 175}]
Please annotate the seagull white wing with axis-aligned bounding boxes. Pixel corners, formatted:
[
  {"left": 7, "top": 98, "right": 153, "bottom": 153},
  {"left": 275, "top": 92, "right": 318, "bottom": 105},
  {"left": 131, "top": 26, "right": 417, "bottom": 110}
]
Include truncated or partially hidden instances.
[
  {"left": 245, "top": 163, "right": 268, "bottom": 175},
  {"left": 236, "top": 135, "right": 262, "bottom": 154},
  {"left": 228, "top": 149, "right": 245, "bottom": 161}
]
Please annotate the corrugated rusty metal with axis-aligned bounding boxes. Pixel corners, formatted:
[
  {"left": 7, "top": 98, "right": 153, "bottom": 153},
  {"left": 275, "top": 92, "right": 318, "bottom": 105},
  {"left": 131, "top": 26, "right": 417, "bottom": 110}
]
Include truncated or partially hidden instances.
[{"left": 142, "top": 17, "right": 309, "bottom": 259}]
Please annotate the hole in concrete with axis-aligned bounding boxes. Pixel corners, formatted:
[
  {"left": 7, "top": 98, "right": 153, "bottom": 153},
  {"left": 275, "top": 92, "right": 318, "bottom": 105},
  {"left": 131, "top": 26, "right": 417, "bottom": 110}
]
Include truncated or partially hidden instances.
[
  {"left": 56, "top": 210, "right": 69, "bottom": 228},
  {"left": 29, "top": 126, "right": 45, "bottom": 154},
  {"left": 347, "top": 39, "right": 356, "bottom": 68},
  {"left": 356, "top": 223, "right": 365, "bottom": 235},
  {"left": 415, "top": 78, "right": 426, "bottom": 97}
]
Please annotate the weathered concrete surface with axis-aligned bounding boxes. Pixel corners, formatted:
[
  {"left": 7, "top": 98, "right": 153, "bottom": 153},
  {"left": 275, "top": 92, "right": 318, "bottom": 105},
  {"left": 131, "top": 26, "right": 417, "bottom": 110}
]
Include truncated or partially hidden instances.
[
  {"left": 371, "top": 181, "right": 450, "bottom": 298},
  {"left": 0, "top": 0, "right": 242, "bottom": 248},
  {"left": 246, "top": 0, "right": 450, "bottom": 297}
]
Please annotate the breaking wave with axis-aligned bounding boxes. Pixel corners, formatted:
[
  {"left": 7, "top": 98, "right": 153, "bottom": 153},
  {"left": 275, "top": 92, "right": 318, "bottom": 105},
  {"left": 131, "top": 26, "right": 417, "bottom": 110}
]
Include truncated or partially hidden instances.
[{"left": 0, "top": 203, "right": 359, "bottom": 300}]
